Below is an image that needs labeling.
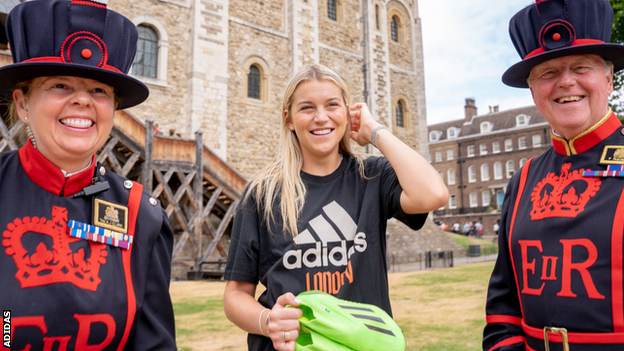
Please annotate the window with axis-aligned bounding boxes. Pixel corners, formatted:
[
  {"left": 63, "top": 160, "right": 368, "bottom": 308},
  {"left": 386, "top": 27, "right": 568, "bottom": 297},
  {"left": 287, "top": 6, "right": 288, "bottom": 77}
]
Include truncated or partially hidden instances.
[
  {"left": 518, "top": 136, "right": 527, "bottom": 149},
  {"left": 132, "top": 25, "right": 158, "bottom": 79},
  {"left": 131, "top": 17, "right": 169, "bottom": 83},
  {"left": 447, "top": 168, "right": 456, "bottom": 185},
  {"left": 449, "top": 195, "right": 457, "bottom": 209},
  {"left": 516, "top": 114, "right": 529, "bottom": 126},
  {"left": 429, "top": 131, "right": 441, "bottom": 142},
  {"left": 506, "top": 160, "right": 515, "bottom": 178},
  {"left": 468, "top": 166, "right": 477, "bottom": 183},
  {"left": 390, "top": 16, "right": 399, "bottom": 42},
  {"left": 482, "top": 191, "right": 491, "bottom": 207},
  {"left": 505, "top": 139, "right": 513, "bottom": 151},
  {"left": 375, "top": 4, "right": 380, "bottom": 30},
  {"left": 494, "top": 162, "right": 503, "bottom": 180},
  {"left": 533, "top": 134, "right": 542, "bottom": 147},
  {"left": 520, "top": 158, "right": 528, "bottom": 168},
  {"left": 481, "top": 164, "right": 489, "bottom": 181},
  {"left": 447, "top": 127, "right": 458, "bottom": 139},
  {"left": 467, "top": 145, "right": 475, "bottom": 157},
  {"left": 492, "top": 141, "right": 501, "bottom": 153},
  {"left": 480, "top": 122, "right": 492, "bottom": 133},
  {"left": 480, "top": 143, "right": 487, "bottom": 155},
  {"left": 247, "top": 65, "right": 261, "bottom": 99},
  {"left": 435, "top": 151, "right": 442, "bottom": 162},
  {"left": 396, "top": 100, "right": 404, "bottom": 127},
  {"left": 328, "top": 0, "right": 337, "bottom": 20},
  {"left": 447, "top": 149, "right": 454, "bottom": 160},
  {"left": 469, "top": 193, "right": 478, "bottom": 208},
  {"left": 438, "top": 170, "right": 443, "bottom": 181}
]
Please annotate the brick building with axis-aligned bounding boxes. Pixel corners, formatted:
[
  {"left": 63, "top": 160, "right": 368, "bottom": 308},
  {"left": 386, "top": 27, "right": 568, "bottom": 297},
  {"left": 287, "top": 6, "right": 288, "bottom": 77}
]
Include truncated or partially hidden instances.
[
  {"left": 428, "top": 98, "right": 552, "bottom": 236},
  {"left": 1, "top": 0, "right": 429, "bottom": 179}
]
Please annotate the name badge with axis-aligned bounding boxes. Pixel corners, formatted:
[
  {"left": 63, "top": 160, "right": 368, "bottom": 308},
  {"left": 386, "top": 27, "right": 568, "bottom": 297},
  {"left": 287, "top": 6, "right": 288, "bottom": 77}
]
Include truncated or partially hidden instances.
[{"left": 93, "top": 198, "right": 128, "bottom": 234}]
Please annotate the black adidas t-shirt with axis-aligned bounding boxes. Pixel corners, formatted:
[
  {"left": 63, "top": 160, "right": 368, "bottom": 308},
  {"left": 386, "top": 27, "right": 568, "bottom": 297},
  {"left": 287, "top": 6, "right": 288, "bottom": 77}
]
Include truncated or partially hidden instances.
[{"left": 225, "top": 155, "right": 427, "bottom": 351}]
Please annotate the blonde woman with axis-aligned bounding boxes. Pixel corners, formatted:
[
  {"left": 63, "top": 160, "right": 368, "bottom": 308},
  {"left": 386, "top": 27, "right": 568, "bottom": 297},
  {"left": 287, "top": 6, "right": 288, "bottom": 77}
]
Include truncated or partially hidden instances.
[{"left": 223, "top": 64, "right": 448, "bottom": 351}]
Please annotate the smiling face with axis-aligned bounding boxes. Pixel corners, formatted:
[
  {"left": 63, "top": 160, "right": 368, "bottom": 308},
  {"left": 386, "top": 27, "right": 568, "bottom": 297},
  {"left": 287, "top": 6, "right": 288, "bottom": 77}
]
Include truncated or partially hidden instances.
[
  {"left": 528, "top": 54, "right": 613, "bottom": 139},
  {"left": 14, "top": 76, "right": 116, "bottom": 173},
  {"left": 285, "top": 79, "right": 349, "bottom": 170}
]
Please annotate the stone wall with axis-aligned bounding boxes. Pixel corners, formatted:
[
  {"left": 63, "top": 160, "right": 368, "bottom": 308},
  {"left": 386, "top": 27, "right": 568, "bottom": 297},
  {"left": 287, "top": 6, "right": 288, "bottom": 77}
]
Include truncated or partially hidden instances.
[
  {"left": 226, "top": 21, "right": 291, "bottom": 178},
  {"left": 229, "top": 0, "right": 285, "bottom": 31},
  {"left": 386, "top": 0, "right": 413, "bottom": 71},
  {"left": 386, "top": 217, "right": 465, "bottom": 265},
  {"left": 110, "top": 0, "right": 192, "bottom": 138}
]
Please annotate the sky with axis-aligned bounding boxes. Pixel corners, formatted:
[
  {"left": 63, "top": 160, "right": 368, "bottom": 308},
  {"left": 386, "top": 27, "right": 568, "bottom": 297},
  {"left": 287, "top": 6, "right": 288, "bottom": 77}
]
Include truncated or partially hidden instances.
[{"left": 419, "top": 0, "right": 537, "bottom": 126}]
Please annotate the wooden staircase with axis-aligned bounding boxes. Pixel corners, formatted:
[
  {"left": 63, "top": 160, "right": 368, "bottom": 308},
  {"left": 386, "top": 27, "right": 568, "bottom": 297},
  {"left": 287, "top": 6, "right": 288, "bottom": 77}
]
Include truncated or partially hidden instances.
[{"left": 0, "top": 108, "right": 246, "bottom": 280}]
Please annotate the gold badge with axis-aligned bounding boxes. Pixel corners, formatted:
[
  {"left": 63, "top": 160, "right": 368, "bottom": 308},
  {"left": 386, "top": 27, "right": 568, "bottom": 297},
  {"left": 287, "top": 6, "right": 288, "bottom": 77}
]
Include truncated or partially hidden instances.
[
  {"left": 599, "top": 146, "right": 624, "bottom": 165},
  {"left": 93, "top": 198, "right": 129, "bottom": 234}
]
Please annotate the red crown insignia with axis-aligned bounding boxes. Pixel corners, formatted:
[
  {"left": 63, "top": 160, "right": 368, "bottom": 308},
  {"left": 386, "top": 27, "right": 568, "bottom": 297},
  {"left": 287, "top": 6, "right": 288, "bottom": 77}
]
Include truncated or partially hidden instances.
[
  {"left": 2, "top": 206, "right": 107, "bottom": 291},
  {"left": 530, "top": 163, "right": 601, "bottom": 220}
]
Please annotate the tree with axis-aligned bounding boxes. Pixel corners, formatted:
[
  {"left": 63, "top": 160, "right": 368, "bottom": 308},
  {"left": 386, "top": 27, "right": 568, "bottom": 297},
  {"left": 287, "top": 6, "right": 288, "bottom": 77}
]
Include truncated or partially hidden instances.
[{"left": 609, "top": 0, "right": 624, "bottom": 120}]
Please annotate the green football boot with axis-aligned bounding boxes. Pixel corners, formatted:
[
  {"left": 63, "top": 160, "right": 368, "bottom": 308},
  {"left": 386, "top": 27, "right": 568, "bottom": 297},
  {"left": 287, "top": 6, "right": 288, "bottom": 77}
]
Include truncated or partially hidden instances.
[{"left": 289, "top": 291, "right": 406, "bottom": 351}]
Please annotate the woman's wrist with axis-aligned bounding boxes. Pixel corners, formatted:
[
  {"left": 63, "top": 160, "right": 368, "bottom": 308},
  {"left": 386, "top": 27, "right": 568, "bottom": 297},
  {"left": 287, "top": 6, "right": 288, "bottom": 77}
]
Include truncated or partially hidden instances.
[
  {"left": 258, "top": 308, "right": 270, "bottom": 336},
  {"left": 370, "top": 125, "right": 388, "bottom": 148}
]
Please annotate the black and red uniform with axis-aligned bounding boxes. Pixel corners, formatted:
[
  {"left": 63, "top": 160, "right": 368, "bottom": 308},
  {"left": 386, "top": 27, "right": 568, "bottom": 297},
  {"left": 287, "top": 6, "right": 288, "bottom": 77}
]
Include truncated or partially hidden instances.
[
  {"left": 484, "top": 112, "right": 624, "bottom": 350},
  {"left": 0, "top": 141, "right": 176, "bottom": 350}
]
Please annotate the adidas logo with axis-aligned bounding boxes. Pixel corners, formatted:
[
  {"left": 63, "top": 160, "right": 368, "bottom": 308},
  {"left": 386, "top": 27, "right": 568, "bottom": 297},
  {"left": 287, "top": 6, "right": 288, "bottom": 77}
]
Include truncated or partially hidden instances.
[{"left": 283, "top": 201, "right": 368, "bottom": 270}]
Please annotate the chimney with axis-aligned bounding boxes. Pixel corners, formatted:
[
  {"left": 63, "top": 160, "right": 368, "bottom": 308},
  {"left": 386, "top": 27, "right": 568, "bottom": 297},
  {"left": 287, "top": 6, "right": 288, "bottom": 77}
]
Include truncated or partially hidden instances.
[
  {"left": 493, "top": 105, "right": 499, "bottom": 112},
  {"left": 465, "top": 98, "right": 477, "bottom": 122}
]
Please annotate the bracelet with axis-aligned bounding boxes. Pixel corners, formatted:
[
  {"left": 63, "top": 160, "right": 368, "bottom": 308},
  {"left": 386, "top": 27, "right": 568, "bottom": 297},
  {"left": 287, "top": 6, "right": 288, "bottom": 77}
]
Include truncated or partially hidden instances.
[
  {"left": 259, "top": 308, "right": 269, "bottom": 336},
  {"left": 265, "top": 311, "right": 271, "bottom": 337},
  {"left": 371, "top": 126, "right": 387, "bottom": 148}
]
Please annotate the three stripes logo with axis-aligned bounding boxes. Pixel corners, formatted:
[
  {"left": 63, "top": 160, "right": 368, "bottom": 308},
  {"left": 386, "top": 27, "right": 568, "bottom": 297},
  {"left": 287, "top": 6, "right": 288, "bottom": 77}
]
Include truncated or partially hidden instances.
[
  {"left": 282, "top": 201, "right": 368, "bottom": 270},
  {"left": 338, "top": 304, "right": 398, "bottom": 337}
]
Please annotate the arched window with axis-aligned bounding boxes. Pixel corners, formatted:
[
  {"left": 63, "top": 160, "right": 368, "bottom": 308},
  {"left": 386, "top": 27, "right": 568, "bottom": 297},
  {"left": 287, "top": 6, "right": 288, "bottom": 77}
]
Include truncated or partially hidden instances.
[
  {"left": 519, "top": 158, "right": 528, "bottom": 168},
  {"left": 328, "top": 0, "right": 337, "bottom": 21},
  {"left": 247, "top": 65, "right": 261, "bottom": 100},
  {"left": 480, "top": 164, "right": 489, "bottom": 182},
  {"left": 132, "top": 25, "right": 158, "bottom": 79},
  {"left": 390, "top": 16, "right": 399, "bottom": 42},
  {"left": 375, "top": 5, "right": 380, "bottom": 30},
  {"left": 506, "top": 160, "right": 515, "bottom": 178},
  {"left": 396, "top": 100, "right": 404, "bottom": 127},
  {"left": 447, "top": 168, "right": 456, "bottom": 185}
]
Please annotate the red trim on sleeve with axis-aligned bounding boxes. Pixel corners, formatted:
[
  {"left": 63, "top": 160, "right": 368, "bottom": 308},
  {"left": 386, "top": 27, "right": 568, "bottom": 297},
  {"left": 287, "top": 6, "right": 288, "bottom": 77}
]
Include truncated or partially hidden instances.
[
  {"left": 508, "top": 157, "right": 535, "bottom": 320},
  {"left": 612, "top": 188, "right": 624, "bottom": 332},
  {"left": 488, "top": 336, "right": 526, "bottom": 351},
  {"left": 486, "top": 315, "right": 523, "bottom": 326},
  {"left": 116, "top": 182, "right": 143, "bottom": 350}
]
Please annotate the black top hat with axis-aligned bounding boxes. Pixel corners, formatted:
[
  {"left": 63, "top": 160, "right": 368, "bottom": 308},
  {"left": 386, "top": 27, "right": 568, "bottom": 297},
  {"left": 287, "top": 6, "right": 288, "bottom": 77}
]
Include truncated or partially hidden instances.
[
  {"left": 0, "top": 0, "right": 149, "bottom": 109},
  {"left": 503, "top": 0, "right": 624, "bottom": 88}
]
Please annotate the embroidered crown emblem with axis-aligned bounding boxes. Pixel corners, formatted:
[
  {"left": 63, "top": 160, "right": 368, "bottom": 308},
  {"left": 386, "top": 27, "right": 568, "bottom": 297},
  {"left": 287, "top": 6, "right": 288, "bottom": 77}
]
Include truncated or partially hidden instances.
[
  {"left": 530, "top": 163, "right": 601, "bottom": 220},
  {"left": 614, "top": 148, "right": 624, "bottom": 162},
  {"left": 2, "top": 206, "right": 107, "bottom": 291}
]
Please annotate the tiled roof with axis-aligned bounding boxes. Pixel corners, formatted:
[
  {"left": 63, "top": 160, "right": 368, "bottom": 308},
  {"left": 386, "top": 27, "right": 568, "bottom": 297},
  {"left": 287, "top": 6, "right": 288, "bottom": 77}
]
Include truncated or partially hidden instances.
[{"left": 428, "top": 105, "right": 547, "bottom": 142}]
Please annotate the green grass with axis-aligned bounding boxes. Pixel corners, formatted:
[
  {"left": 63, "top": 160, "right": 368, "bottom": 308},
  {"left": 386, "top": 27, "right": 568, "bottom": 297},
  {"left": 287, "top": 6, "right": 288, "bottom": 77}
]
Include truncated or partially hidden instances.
[
  {"left": 172, "top": 261, "right": 497, "bottom": 351},
  {"left": 390, "top": 262, "right": 495, "bottom": 351}
]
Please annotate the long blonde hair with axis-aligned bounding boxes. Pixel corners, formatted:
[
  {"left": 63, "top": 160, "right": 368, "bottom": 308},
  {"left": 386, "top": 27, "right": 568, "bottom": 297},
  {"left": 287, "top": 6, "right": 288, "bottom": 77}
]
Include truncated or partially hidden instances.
[{"left": 245, "top": 64, "right": 363, "bottom": 238}]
